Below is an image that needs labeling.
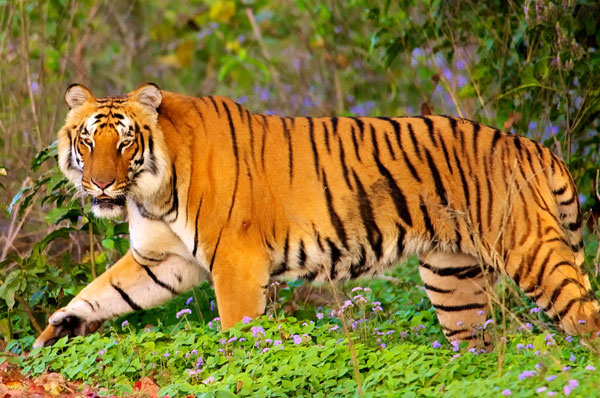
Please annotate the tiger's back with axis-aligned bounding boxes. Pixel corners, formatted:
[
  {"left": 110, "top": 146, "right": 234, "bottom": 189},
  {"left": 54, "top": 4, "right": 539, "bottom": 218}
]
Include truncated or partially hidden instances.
[{"left": 33, "top": 85, "right": 599, "bottom": 350}]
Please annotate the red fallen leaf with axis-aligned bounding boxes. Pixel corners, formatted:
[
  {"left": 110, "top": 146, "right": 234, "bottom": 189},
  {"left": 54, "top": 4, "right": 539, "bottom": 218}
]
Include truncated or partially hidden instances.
[{"left": 132, "top": 377, "right": 159, "bottom": 398}]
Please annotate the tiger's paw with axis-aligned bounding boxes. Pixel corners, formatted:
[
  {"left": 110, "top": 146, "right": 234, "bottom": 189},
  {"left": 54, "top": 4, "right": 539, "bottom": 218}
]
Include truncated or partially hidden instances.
[{"left": 33, "top": 310, "right": 103, "bottom": 349}]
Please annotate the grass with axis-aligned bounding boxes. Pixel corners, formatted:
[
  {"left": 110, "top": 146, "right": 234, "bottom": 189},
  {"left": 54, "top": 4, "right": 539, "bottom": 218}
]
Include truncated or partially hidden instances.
[{"left": 3, "top": 258, "right": 599, "bottom": 397}]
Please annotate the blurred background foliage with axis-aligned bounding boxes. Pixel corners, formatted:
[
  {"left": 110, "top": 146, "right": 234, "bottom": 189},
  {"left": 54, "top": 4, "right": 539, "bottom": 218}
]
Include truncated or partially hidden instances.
[{"left": 1, "top": 0, "right": 600, "bottom": 346}]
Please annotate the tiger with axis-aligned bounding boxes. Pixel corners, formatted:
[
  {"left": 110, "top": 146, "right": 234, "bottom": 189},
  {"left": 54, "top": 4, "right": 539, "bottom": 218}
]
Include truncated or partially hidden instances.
[{"left": 33, "top": 83, "right": 600, "bottom": 349}]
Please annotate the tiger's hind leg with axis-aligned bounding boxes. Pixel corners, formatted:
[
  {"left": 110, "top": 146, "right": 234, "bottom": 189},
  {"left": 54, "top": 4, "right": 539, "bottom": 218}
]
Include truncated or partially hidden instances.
[
  {"left": 419, "top": 251, "right": 497, "bottom": 349},
  {"left": 504, "top": 218, "right": 600, "bottom": 336}
]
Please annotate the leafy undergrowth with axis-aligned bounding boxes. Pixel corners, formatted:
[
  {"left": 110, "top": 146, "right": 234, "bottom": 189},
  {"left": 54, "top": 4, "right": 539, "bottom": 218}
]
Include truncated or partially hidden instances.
[{"left": 3, "top": 263, "right": 600, "bottom": 397}]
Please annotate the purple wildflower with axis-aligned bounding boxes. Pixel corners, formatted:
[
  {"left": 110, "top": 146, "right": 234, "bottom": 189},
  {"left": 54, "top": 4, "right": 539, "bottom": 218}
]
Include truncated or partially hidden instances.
[
  {"left": 546, "top": 375, "right": 557, "bottom": 381},
  {"left": 98, "top": 349, "right": 106, "bottom": 356},
  {"left": 251, "top": 326, "right": 265, "bottom": 338},
  {"left": 432, "top": 340, "right": 442, "bottom": 349},
  {"left": 562, "top": 366, "right": 571, "bottom": 372},
  {"left": 176, "top": 308, "right": 192, "bottom": 318},
  {"left": 518, "top": 370, "right": 536, "bottom": 380},
  {"left": 121, "top": 320, "right": 128, "bottom": 327},
  {"left": 477, "top": 310, "right": 485, "bottom": 316},
  {"left": 585, "top": 365, "right": 595, "bottom": 371},
  {"left": 202, "top": 376, "right": 215, "bottom": 384},
  {"left": 578, "top": 319, "right": 586, "bottom": 324},
  {"left": 501, "top": 390, "right": 511, "bottom": 396},
  {"left": 483, "top": 319, "right": 494, "bottom": 329},
  {"left": 290, "top": 334, "right": 303, "bottom": 344},
  {"left": 164, "top": 353, "right": 170, "bottom": 358},
  {"left": 273, "top": 340, "right": 282, "bottom": 346},
  {"left": 530, "top": 307, "right": 541, "bottom": 314},
  {"left": 242, "top": 316, "right": 252, "bottom": 324},
  {"left": 380, "top": 343, "right": 386, "bottom": 349},
  {"left": 536, "top": 387, "right": 547, "bottom": 393},
  {"left": 186, "top": 296, "right": 193, "bottom": 306},
  {"left": 316, "top": 312, "right": 324, "bottom": 320},
  {"left": 450, "top": 340, "right": 459, "bottom": 352},
  {"left": 569, "top": 353, "right": 576, "bottom": 362},
  {"left": 565, "top": 335, "right": 573, "bottom": 343}
]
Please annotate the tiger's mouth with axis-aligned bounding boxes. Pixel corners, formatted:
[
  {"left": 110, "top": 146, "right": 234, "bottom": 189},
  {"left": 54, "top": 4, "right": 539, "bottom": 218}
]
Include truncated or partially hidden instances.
[{"left": 92, "top": 195, "right": 126, "bottom": 208}]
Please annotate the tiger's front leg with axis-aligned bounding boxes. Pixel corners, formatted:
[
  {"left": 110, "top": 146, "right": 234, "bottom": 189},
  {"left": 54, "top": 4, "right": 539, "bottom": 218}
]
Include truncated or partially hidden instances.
[
  {"left": 33, "top": 251, "right": 204, "bottom": 348},
  {"left": 211, "top": 239, "right": 271, "bottom": 329}
]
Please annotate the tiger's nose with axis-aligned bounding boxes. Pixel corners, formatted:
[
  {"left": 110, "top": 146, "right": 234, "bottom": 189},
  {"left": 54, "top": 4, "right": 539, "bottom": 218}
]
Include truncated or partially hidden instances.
[{"left": 91, "top": 178, "right": 115, "bottom": 190}]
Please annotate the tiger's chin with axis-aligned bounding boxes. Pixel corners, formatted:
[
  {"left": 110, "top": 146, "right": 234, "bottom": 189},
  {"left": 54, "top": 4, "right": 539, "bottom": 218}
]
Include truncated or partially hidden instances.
[{"left": 91, "top": 196, "right": 126, "bottom": 219}]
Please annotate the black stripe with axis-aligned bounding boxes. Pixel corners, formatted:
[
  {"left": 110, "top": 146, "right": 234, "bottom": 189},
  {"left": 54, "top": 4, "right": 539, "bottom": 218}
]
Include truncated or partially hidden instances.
[
  {"left": 379, "top": 117, "right": 401, "bottom": 145},
  {"left": 207, "top": 96, "right": 221, "bottom": 117},
  {"left": 559, "top": 195, "right": 576, "bottom": 206},
  {"left": 192, "top": 199, "right": 202, "bottom": 257},
  {"left": 396, "top": 223, "right": 406, "bottom": 257},
  {"left": 407, "top": 123, "right": 422, "bottom": 160},
  {"left": 323, "top": 120, "right": 331, "bottom": 153},
  {"left": 472, "top": 123, "right": 480, "bottom": 159},
  {"left": 420, "top": 261, "right": 482, "bottom": 279},
  {"left": 322, "top": 171, "right": 348, "bottom": 248},
  {"left": 350, "top": 124, "right": 361, "bottom": 162},
  {"left": 308, "top": 118, "right": 320, "bottom": 177},
  {"left": 513, "top": 135, "right": 522, "bottom": 151},
  {"left": 353, "top": 170, "right": 383, "bottom": 259},
  {"left": 552, "top": 185, "right": 567, "bottom": 195},
  {"left": 423, "top": 282, "right": 455, "bottom": 294},
  {"left": 112, "top": 283, "right": 142, "bottom": 311},
  {"left": 400, "top": 150, "right": 422, "bottom": 182},
  {"left": 491, "top": 129, "right": 502, "bottom": 150},
  {"left": 438, "top": 134, "right": 453, "bottom": 174},
  {"left": 369, "top": 123, "right": 379, "bottom": 158},
  {"left": 420, "top": 200, "right": 435, "bottom": 237},
  {"left": 354, "top": 118, "right": 365, "bottom": 141},
  {"left": 223, "top": 102, "right": 240, "bottom": 220},
  {"left": 338, "top": 135, "right": 353, "bottom": 190},
  {"left": 384, "top": 133, "right": 396, "bottom": 160},
  {"left": 433, "top": 302, "right": 486, "bottom": 312},
  {"left": 327, "top": 238, "right": 341, "bottom": 280},
  {"left": 141, "top": 264, "right": 178, "bottom": 294},
  {"left": 350, "top": 245, "right": 368, "bottom": 278},
  {"left": 209, "top": 229, "right": 223, "bottom": 272},
  {"left": 83, "top": 299, "right": 96, "bottom": 311},
  {"left": 417, "top": 116, "right": 436, "bottom": 147},
  {"left": 543, "top": 278, "right": 584, "bottom": 312},
  {"left": 373, "top": 156, "right": 413, "bottom": 227},
  {"left": 444, "top": 328, "right": 470, "bottom": 337},
  {"left": 425, "top": 149, "right": 448, "bottom": 206},
  {"left": 283, "top": 118, "right": 294, "bottom": 183},
  {"left": 132, "top": 247, "right": 162, "bottom": 263},
  {"left": 553, "top": 294, "right": 595, "bottom": 321},
  {"left": 298, "top": 240, "right": 307, "bottom": 268}
]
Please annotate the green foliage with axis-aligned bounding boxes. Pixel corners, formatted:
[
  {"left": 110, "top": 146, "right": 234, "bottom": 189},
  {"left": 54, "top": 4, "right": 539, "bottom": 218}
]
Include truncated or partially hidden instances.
[{"left": 17, "top": 267, "right": 600, "bottom": 397}]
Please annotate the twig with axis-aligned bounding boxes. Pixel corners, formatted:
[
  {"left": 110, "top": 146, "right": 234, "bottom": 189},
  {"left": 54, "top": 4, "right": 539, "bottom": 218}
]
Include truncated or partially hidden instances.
[
  {"left": 88, "top": 219, "right": 96, "bottom": 280},
  {"left": 18, "top": 0, "right": 42, "bottom": 148},
  {"left": 245, "top": 7, "right": 286, "bottom": 103},
  {"left": 324, "top": 271, "right": 363, "bottom": 396},
  {"left": 15, "top": 294, "right": 42, "bottom": 334}
]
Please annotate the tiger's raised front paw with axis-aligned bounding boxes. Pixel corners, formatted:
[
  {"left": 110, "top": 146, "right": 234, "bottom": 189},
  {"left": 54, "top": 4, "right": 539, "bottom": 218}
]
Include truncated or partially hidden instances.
[{"left": 32, "top": 309, "right": 103, "bottom": 349}]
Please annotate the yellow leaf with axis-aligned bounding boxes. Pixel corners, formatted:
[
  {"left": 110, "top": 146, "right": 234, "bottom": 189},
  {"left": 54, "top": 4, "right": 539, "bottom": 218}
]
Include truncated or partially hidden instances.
[
  {"left": 0, "top": 167, "right": 6, "bottom": 176},
  {"left": 176, "top": 40, "right": 195, "bottom": 68},
  {"left": 209, "top": 1, "right": 236, "bottom": 24}
]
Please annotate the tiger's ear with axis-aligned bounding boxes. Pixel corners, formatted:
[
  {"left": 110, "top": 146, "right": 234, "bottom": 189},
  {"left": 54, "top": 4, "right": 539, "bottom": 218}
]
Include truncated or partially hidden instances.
[
  {"left": 132, "top": 83, "right": 162, "bottom": 110},
  {"left": 65, "top": 84, "right": 94, "bottom": 109}
]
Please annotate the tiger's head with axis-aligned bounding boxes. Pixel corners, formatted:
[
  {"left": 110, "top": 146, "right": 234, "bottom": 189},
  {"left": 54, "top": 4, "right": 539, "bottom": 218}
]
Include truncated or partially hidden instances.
[{"left": 57, "top": 83, "right": 169, "bottom": 219}]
